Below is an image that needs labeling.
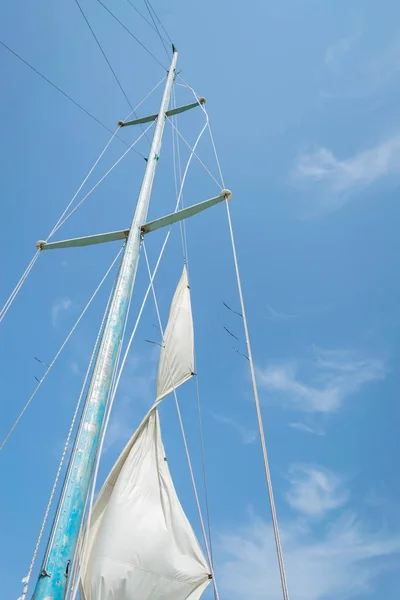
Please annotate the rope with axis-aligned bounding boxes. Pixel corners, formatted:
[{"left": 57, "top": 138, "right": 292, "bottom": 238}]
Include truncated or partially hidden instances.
[
  {"left": 125, "top": 0, "right": 163, "bottom": 37},
  {"left": 178, "top": 78, "right": 291, "bottom": 599},
  {"left": 74, "top": 0, "right": 133, "bottom": 111},
  {"left": 225, "top": 202, "right": 290, "bottom": 600},
  {"left": 143, "top": 0, "right": 170, "bottom": 60},
  {"left": 0, "top": 77, "right": 164, "bottom": 325},
  {"left": 171, "top": 87, "right": 187, "bottom": 262},
  {"left": 52, "top": 121, "right": 154, "bottom": 235},
  {"left": 74, "top": 0, "right": 152, "bottom": 147},
  {"left": 170, "top": 90, "right": 215, "bottom": 576},
  {"left": 225, "top": 217, "right": 289, "bottom": 593},
  {"left": 0, "top": 39, "right": 130, "bottom": 142},
  {"left": 142, "top": 242, "right": 220, "bottom": 600},
  {"left": 17, "top": 246, "right": 121, "bottom": 600},
  {"left": 176, "top": 77, "right": 225, "bottom": 188},
  {"left": 0, "top": 251, "right": 40, "bottom": 324},
  {"left": 166, "top": 117, "right": 223, "bottom": 189},
  {"left": 66, "top": 218, "right": 182, "bottom": 600},
  {"left": 0, "top": 246, "right": 125, "bottom": 452},
  {"left": 48, "top": 76, "right": 165, "bottom": 241},
  {"left": 95, "top": 0, "right": 167, "bottom": 71},
  {"left": 144, "top": 0, "right": 173, "bottom": 45}
]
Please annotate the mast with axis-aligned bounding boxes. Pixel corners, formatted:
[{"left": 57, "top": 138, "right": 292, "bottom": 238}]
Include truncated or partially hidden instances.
[{"left": 32, "top": 50, "right": 178, "bottom": 600}]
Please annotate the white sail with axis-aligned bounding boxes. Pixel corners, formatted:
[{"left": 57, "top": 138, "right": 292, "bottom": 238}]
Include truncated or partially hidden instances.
[
  {"left": 81, "top": 408, "right": 211, "bottom": 600},
  {"left": 156, "top": 265, "right": 194, "bottom": 402}
]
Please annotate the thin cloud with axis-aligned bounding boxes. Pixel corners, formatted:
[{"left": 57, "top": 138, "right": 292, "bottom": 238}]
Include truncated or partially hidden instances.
[
  {"left": 323, "top": 33, "right": 400, "bottom": 99},
  {"left": 51, "top": 297, "right": 72, "bottom": 327},
  {"left": 288, "top": 422, "right": 325, "bottom": 436},
  {"left": 294, "top": 136, "right": 400, "bottom": 195},
  {"left": 70, "top": 361, "right": 81, "bottom": 376},
  {"left": 217, "top": 511, "right": 400, "bottom": 600},
  {"left": 286, "top": 464, "right": 348, "bottom": 517},
  {"left": 257, "top": 348, "right": 385, "bottom": 413},
  {"left": 325, "top": 27, "right": 362, "bottom": 66},
  {"left": 218, "top": 463, "right": 400, "bottom": 599},
  {"left": 266, "top": 304, "right": 296, "bottom": 322},
  {"left": 211, "top": 412, "right": 257, "bottom": 445}
]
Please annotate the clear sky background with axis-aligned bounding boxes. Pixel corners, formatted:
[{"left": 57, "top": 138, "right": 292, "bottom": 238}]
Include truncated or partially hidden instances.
[{"left": 0, "top": 1, "right": 399, "bottom": 599}]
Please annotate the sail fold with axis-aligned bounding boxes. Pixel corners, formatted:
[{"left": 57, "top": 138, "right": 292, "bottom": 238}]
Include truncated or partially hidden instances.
[
  {"left": 81, "top": 408, "right": 210, "bottom": 600},
  {"left": 156, "top": 266, "right": 194, "bottom": 402}
]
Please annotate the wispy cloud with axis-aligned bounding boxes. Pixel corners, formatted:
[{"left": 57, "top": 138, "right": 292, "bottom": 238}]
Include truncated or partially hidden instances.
[
  {"left": 70, "top": 361, "right": 81, "bottom": 376},
  {"left": 257, "top": 348, "right": 385, "bottom": 413},
  {"left": 218, "top": 464, "right": 400, "bottom": 599},
  {"left": 294, "top": 136, "right": 400, "bottom": 199},
  {"left": 51, "top": 297, "right": 72, "bottom": 327},
  {"left": 323, "top": 31, "right": 400, "bottom": 99},
  {"left": 211, "top": 412, "right": 256, "bottom": 445},
  {"left": 288, "top": 422, "right": 325, "bottom": 436},
  {"left": 266, "top": 304, "right": 296, "bottom": 322},
  {"left": 325, "top": 27, "right": 362, "bottom": 66},
  {"left": 286, "top": 464, "right": 348, "bottom": 517},
  {"left": 218, "top": 511, "right": 400, "bottom": 600}
]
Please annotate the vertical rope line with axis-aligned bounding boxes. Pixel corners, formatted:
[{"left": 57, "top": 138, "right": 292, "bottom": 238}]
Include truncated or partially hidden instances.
[
  {"left": 142, "top": 243, "right": 220, "bottom": 600},
  {"left": 225, "top": 200, "right": 290, "bottom": 600},
  {"left": 171, "top": 85, "right": 216, "bottom": 582},
  {"left": 178, "top": 75, "right": 290, "bottom": 600},
  {"left": 171, "top": 87, "right": 184, "bottom": 255},
  {"left": 173, "top": 87, "right": 189, "bottom": 262}
]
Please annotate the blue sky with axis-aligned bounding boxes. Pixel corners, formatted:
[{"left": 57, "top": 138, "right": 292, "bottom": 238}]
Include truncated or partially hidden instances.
[{"left": 1, "top": 0, "right": 399, "bottom": 599}]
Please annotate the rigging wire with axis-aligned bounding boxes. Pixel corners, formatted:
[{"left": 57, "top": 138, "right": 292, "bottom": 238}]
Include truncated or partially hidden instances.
[
  {"left": 0, "top": 251, "right": 40, "bottom": 325},
  {"left": 170, "top": 92, "right": 216, "bottom": 576},
  {"left": 124, "top": 0, "right": 169, "bottom": 46},
  {"left": 64, "top": 117, "right": 211, "bottom": 595},
  {"left": 177, "top": 74, "right": 291, "bottom": 600},
  {"left": 0, "top": 39, "right": 131, "bottom": 144},
  {"left": 0, "top": 246, "right": 125, "bottom": 452},
  {"left": 225, "top": 201, "right": 291, "bottom": 600},
  {"left": 17, "top": 246, "right": 122, "bottom": 600},
  {"left": 0, "top": 121, "right": 140, "bottom": 322},
  {"left": 74, "top": 1, "right": 132, "bottom": 112},
  {"left": 74, "top": 0, "right": 152, "bottom": 146},
  {"left": 0, "top": 75, "right": 164, "bottom": 324},
  {"left": 143, "top": 0, "right": 170, "bottom": 60},
  {"left": 143, "top": 0, "right": 174, "bottom": 45},
  {"left": 167, "top": 117, "right": 223, "bottom": 189},
  {"left": 94, "top": 0, "right": 167, "bottom": 71},
  {"left": 52, "top": 120, "right": 155, "bottom": 236},
  {"left": 48, "top": 75, "right": 165, "bottom": 241},
  {"left": 142, "top": 242, "right": 220, "bottom": 600},
  {"left": 187, "top": 88, "right": 291, "bottom": 600},
  {"left": 171, "top": 86, "right": 189, "bottom": 262},
  {"left": 66, "top": 224, "right": 180, "bottom": 600}
]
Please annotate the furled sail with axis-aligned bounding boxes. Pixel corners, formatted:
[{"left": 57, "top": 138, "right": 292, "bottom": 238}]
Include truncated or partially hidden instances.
[
  {"left": 156, "top": 265, "right": 194, "bottom": 402},
  {"left": 81, "top": 408, "right": 211, "bottom": 600}
]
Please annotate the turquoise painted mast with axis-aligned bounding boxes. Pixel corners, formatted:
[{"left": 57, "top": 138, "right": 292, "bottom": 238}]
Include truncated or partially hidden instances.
[{"left": 32, "top": 50, "right": 178, "bottom": 600}]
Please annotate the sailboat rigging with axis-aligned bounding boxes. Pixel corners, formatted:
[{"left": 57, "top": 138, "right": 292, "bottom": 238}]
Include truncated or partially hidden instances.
[{"left": 1, "top": 9, "right": 290, "bottom": 600}]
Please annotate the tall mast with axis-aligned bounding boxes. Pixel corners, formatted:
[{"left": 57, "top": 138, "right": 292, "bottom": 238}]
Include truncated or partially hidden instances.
[{"left": 33, "top": 50, "right": 178, "bottom": 600}]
